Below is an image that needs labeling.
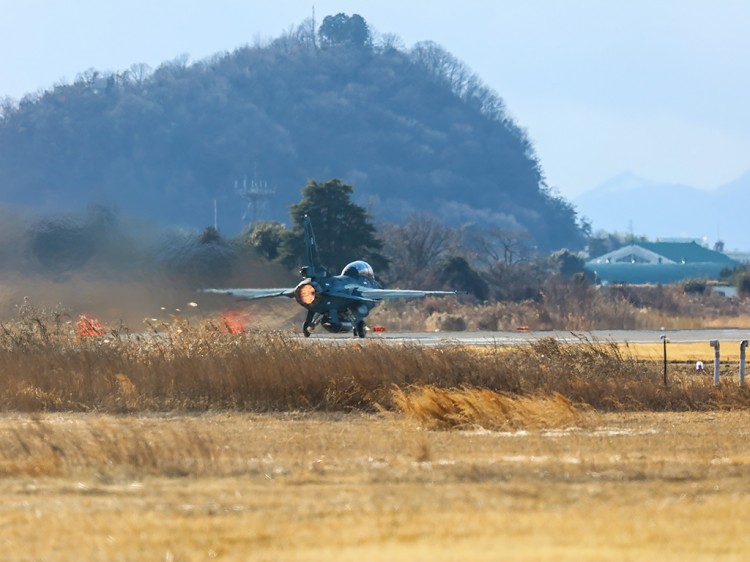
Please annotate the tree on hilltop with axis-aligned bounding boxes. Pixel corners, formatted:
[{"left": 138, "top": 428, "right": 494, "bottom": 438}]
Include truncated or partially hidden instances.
[{"left": 319, "top": 13, "right": 372, "bottom": 49}]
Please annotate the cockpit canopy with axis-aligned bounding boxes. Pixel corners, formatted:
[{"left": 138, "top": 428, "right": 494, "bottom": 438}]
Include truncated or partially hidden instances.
[{"left": 341, "top": 260, "right": 375, "bottom": 279}]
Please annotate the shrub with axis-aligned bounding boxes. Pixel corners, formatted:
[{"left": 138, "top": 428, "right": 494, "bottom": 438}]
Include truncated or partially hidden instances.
[
  {"left": 683, "top": 279, "right": 707, "bottom": 294},
  {"left": 737, "top": 272, "right": 750, "bottom": 297}
]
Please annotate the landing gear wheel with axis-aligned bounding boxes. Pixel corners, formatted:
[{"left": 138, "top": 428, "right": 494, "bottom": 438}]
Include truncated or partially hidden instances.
[
  {"left": 355, "top": 320, "right": 366, "bottom": 339},
  {"left": 303, "top": 310, "right": 316, "bottom": 338}
]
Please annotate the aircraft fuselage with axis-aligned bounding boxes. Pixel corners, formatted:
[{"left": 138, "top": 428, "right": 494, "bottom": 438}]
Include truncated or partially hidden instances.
[{"left": 294, "top": 274, "right": 380, "bottom": 334}]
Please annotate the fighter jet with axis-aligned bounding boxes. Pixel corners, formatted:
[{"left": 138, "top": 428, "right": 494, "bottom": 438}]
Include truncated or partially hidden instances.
[{"left": 201, "top": 216, "right": 460, "bottom": 337}]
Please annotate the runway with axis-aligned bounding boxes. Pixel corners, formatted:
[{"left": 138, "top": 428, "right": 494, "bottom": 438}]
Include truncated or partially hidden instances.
[{"left": 308, "top": 328, "right": 750, "bottom": 346}]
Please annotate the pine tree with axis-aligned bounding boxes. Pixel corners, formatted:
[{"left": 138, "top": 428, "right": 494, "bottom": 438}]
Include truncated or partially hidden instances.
[{"left": 279, "top": 178, "right": 388, "bottom": 275}]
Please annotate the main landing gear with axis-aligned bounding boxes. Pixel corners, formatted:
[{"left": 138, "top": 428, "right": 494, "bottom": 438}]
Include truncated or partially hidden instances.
[
  {"left": 300, "top": 311, "right": 366, "bottom": 338},
  {"left": 303, "top": 310, "right": 316, "bottom": 337}
]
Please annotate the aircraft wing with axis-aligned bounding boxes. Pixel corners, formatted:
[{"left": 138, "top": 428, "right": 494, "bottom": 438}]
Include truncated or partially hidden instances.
[
  {"left": 199, "top": 288, "right": 296, "bottom": 300},
  {"left": 357, "top": 288, "right": 461, "bottom": 300}
]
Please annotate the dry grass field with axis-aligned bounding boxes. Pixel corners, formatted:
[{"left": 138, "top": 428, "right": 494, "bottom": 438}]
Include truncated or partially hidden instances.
[
  {"left": 2, "top": 411, "right": 750, "bottom": 561},
  {"left": 2, "top": 311, "right": 750, "bottom": 560}
]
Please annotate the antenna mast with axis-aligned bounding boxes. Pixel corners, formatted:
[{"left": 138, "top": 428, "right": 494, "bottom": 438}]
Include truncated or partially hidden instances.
[
  {"left": 235, "top": 165, "right": 276, "bottom": 225},
  {"left": 312, "top": 6, "right": 317, "bottom": 49}
]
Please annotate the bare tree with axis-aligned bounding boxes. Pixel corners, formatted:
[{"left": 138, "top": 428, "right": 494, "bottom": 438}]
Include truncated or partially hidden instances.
[
  {"left": 381, "top": 212, "right": 459, "bottom": 286},
  {"left": 410, "top": 41, "right": 470, "bottom": 94},
  {"left": 409, "top": 41, "right": 508, "bottom": 122},
  {"left": 469, "top": 226, "right": 533, "bottom": 266},
  {"left": 375, "top": 32, "right": 404, "bottom": 53},
  {"left": 75, "top": 68, "right": 100, "bottom": 86},
  {"left": 128, "top": 62, "right": 152, "bottom": 86},
  {"left": 295, "top": 17, "right": 318, "bottom": 50},
  {"left": 0, "top": 96, "right": 17, "bottom": 120}
]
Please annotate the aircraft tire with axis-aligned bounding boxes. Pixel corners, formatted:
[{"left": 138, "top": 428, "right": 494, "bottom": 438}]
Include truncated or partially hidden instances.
[
  {"left": 355, "top": 321, "right": 366, "bottom": 338},
  {"left": 303, "top": 323, "right": 313, "bottom": 337}
]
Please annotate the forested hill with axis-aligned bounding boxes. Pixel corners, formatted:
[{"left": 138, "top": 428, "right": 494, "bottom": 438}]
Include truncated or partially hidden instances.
[{"left": 0, "top": 15, "right": 585, "bottom": 251}]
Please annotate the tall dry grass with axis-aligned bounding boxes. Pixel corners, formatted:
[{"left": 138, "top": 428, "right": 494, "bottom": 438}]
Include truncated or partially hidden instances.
[
  {"left": 393, "top": 386, "right": 586, "bottom": 430},
  {"left": 1, "top": 305, "right": 749, "bottom": 414}
]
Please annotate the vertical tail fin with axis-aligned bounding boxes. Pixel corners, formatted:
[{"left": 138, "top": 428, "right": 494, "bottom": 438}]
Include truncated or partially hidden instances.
[{"left": 302, "top": 215, "right": 324, "bottom": 278}]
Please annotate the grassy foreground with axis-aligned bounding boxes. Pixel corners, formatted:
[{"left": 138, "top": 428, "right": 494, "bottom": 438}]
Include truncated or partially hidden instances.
[
  {"left": 2, "top": 411, "right": 750, "bottom": 561},
  {"left": 2, "top": 314, "right": 750, "bottom": 560}
]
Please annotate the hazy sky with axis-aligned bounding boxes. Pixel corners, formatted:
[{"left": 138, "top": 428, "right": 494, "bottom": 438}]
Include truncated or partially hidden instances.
[{"left": 2, "top": 0, "right": 749, "bottom": 199}]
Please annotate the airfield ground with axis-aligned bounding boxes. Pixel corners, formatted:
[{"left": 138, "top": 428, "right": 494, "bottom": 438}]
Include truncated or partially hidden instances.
[{"left": 1, "top": 410, "right": 750, "bottom": 561}]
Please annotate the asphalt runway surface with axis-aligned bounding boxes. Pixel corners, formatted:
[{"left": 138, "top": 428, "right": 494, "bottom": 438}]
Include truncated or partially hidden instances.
[{"left": 307, "top": 328, "right": 750, "bottom": 346}]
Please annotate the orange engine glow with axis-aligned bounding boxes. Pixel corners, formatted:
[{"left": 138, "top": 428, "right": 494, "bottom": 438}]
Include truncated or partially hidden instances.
[{"left": 295, "top": 283, "right": 317, "bottom": 306}]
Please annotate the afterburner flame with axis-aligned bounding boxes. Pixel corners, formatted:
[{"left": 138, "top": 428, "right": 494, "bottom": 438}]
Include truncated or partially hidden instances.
[{"left": 295, "top": 283, "right": 317, "bottom": 306}]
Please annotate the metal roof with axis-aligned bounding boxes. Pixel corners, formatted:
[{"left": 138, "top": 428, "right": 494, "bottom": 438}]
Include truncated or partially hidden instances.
[
  {"left": 636, "top": 241, "right": 737, "bottom": 265},
  {"left": 589, "top": 241, "right": 737, "bottom": 266}
]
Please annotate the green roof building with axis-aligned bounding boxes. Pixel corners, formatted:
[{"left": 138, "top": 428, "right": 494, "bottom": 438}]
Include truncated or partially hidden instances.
[{"left": 586, "top": 241, "right": 738, "bottom": 285}]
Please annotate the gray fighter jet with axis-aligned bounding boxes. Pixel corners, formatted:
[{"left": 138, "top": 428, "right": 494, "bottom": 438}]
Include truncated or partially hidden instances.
[{"left": 201, "top": 216, "right": 460, "bottom": 337}]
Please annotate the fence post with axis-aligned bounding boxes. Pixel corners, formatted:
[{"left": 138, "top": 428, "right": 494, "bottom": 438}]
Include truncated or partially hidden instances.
[
  {"left": 710, "top": 340, "right": 720, "bottom": 386},
  {"left": 740, "top": 340, "right": 748, "bottom": 388},
  {"left": 660, "top": 335, "right": 668, "bottom": 386}
]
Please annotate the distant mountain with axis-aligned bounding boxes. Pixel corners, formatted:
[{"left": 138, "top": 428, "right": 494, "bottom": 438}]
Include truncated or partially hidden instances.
[
  {"left": 0, "top": 15, "right": 585, "bottom": 251},
  {"left": 575, "top": 172, "right": 749, "bottom": 252},
  {"left": 716, "top": 170, "right": 750, "bottom": 198}
]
